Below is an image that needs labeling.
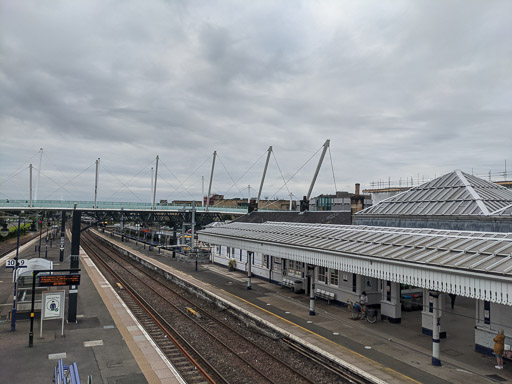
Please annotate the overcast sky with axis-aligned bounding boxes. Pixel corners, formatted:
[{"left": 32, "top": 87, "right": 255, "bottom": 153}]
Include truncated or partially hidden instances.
[{"left": 1, "top": 1, "right": 511, "bottom": 204}]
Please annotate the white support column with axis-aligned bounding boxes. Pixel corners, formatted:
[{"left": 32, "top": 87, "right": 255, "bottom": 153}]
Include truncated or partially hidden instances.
[
  {"left": 430, "top": 291, "right": 442, "bottom": 366},
  {"left": 247, "top": 251, "right": 252, "bottom": 290},
  {"left": 309, "top": 265, "right": 316, "bottom": 316},
  {"left": 380, "top": 280, "right": 401, "bottom": 323},
  {"left": 422, "top": 289, "right": 446, "bottom": 338}
]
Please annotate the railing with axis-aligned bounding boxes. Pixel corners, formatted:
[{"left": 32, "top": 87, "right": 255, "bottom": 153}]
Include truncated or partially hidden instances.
[
  {"left": 0, "top": 199, "right": 283, "bottom": 213},
  {"left": 0, "top": 200, "right": 241, "bottom": 213}
]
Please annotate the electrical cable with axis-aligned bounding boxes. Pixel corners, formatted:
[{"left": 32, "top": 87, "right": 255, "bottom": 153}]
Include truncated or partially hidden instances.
[
  {"left": 0, "top": 150, "right": 42, "bottom": 186},
  {"left": 159, "top": 160, "right": 195, "bottom": 201},
  {"left": 215, "top": 150, "right": 268, "bottom": 202},
  {"left": 214, "top": 155, "right": 244, "bottom": 202},
  {"left": 259, "top": 144, "right": 323, "bottom": 209},
  {"left": 41, "top": 163, "right": 95, "bottom": 200},
  {"left": 161, "top": 154, "right": 213, "bottom": 202},
  {"left": 103, "top": 158, "right": 155, "bottom": 202}
]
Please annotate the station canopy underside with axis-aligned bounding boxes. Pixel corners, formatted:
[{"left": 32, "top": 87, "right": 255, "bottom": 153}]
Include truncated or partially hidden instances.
[{"left": 198, "top": 221, "right": 512, "bottom": 305}]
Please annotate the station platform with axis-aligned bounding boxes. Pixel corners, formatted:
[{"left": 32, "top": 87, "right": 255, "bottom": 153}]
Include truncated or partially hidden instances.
[
  {"left": 0, "top": 234, "right": 182, "bottom": 384},
  {"left": 98, "top": 231, "right": 512, "bottom": 384},
  {"left": 1, "top": 229, "right": 510, "bottom": 384}
]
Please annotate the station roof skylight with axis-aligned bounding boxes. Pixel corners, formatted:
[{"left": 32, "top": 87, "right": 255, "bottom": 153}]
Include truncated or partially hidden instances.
[{"left": 357, "top": 170, "right": 512, "bottom": 216}]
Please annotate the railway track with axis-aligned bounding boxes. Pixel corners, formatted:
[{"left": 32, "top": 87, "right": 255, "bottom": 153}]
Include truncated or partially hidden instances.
[
  {"left": 82, "top": 230, "right": 369, "bottom": 384},
  {"left": 0, "top": 233, "right": 40, "bottom": 259}
]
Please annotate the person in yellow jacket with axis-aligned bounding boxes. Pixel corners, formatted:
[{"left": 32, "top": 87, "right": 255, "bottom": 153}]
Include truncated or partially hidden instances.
[{"left": 493, "top": 329, "right": 505, "bottom": 369}]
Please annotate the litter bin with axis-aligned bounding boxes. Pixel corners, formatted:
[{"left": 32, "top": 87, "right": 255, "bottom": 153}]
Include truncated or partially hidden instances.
[{"left": 293, "top": 280, "right": 304, "bottom": 294}]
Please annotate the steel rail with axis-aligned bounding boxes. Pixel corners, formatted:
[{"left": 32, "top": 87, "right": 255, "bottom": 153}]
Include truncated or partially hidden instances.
[
  {"left": 282, "top": 338, "right": 371, "bottom": 384},
  {"left": 81, "top": 234, "right": 223, "bottom": 384},
  {"left": 85, "top": 231, "right": 316, "bottom": 384}
]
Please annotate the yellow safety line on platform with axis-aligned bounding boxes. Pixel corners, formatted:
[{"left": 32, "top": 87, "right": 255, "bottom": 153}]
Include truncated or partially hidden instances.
[{"left": 223, "top": 290, "right": 421, "bottom": 384}]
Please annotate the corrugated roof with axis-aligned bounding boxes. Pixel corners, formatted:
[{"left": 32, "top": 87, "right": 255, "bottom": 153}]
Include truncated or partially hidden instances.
[
  {"left": 357, "top": 171, "right": 512, "bottom": 216},
  {"left": 198, "top": 221, "right": 512, "bottom": 276}
]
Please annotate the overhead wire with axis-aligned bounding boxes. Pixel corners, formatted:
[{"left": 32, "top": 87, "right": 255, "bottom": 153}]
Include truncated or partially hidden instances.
[
  {"left": 215, "top": 150, "right": 268, "bottom": 203},
  {"left": 259, "top": 144, "right": 323, "bottom": 209},
  {"left": 0, "top": 150, "right": 43, "bottom": 185},
  {"left": 214, "top": 154, "right": 244, "bottom": 202},
  {"left": 159, "top": 160, "right": 195, "bottom": 201},
  {"left": 103, "top": 158, "right": 155, "bottom": 202},
  {"left": 41, "top": 165, "right": 91, "bottom": 201},
  {"left": 0, "top": 166, "right": 30, "bottom": 187},
  {"left": 160, "top": 154, "right": 213, "bottom": 202}
]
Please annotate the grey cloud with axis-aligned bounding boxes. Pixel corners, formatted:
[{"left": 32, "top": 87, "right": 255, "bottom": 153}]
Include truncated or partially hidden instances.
[{"left": 1, "top": 1, "right": 511, "bottom": 202}]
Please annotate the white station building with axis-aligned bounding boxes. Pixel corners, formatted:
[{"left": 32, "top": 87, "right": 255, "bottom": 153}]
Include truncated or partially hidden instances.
[{"left": 198, "top": 171, "right": 512, "bottom": 364}]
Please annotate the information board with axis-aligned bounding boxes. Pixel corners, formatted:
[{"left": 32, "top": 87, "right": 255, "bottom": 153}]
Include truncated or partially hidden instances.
[
  {"left": 41, "top": 291, "right": 65, "bottom": 337},
  {"left": 39, "top": 274, "right": 81, "bottom": 287},
  {"left": 42, "top": 291, "right": 65, "bottom": 319}
]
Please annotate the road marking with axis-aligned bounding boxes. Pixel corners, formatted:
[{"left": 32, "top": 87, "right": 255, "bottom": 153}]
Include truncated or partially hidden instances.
[{"left": 49, "top": 352, "right": 67, "bottom": 360}]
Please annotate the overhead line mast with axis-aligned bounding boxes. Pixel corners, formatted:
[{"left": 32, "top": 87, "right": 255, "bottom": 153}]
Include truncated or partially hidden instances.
[
  {"left": 257, "top": 146, "right": 272, "bottom": 205},
  {"left": 302, "top": 139, "right": 330, "bottom": 212},
  {"left": 205, "top": 151, "right": 217, "bottom": 212},
  {"left": 152, "top": 155, "right": 159, "bottom": 210}
]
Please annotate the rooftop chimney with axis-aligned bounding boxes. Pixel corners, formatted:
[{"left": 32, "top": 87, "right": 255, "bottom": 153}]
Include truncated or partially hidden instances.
[{"left": 355, "top": 183, "right": 360, "bottom": 195}]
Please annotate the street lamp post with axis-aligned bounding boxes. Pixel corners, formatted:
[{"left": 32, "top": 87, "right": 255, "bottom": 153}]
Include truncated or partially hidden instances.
[
  {"left": 38, "top": 214, "right": 43, "bottom": 258},
  {"left": 11, "top": 215, "right": 22, "bottom": 331}
]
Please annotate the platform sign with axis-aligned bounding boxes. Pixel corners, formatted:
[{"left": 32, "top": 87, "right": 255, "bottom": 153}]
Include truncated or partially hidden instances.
[
  {"left": 43, "top": 292, "right": 64, "bottom": 319},
  {"left": 41, "top": 291, "right": 65, "bottom": 337},
  {"left": 39, "top": 274, "right": 81, "bottom": 287},
  {"left": 5, "top": 259, "right": 28, "bottom": 268}
]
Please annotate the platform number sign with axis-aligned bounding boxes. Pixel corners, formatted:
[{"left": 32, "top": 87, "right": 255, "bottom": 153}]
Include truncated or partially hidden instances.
[{"left": 5, "top": 259, "right": 28, "bottom": 268}]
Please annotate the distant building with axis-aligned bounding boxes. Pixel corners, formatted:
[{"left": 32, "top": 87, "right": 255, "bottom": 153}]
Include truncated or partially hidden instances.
[
  {"left": 310, "top": 184, "right": 372, "bottom": 220},
  {"left": 198, "top": 194, "right": 295, "bottom": 211}
]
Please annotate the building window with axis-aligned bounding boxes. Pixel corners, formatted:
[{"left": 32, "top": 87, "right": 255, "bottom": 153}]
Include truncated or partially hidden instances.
[
  {"left": 264, "top": 255, "right": 269, "bottom": 269},
  {"left": 288, "top": 260, "right": 301, "bottom": 277},
  {"left": 227, "top": 247, "right": 231, "bottom": 257},
  {"left": 317, "top": 267, "right": 328, "bottom": 283},
  {"left": 329, "top": 269, "right": 339, "bottom": 286},
  {"left": 239, "top": 249, "right": 242, "bottom": 262}
]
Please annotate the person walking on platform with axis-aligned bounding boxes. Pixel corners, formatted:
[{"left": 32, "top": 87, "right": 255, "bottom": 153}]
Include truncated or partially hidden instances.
[
  {"left": 360, "top": 291, "right": 368, "bottom": 316},
  {"left": 494, "top": 329, "right": 505, "bottom": 369},
  {"left": 449, "top": 293, "right": 456, "bottom": 309}
]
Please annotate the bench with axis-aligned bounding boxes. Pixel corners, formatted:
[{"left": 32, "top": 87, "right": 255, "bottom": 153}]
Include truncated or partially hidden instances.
[
  {"left": 54, "top": 358, "right": 82, "bottom": 384},
  {"left": 281, "top": 278, "right": 294, "bottom": 289},
  {"left": 315, "top": 289, "right": 335, "bottom": 304}
]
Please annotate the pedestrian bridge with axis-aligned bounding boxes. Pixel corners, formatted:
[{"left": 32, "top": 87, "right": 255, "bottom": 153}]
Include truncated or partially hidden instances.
[{"left": 0, "top": 199, "right": 252, "bottom": 215}]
